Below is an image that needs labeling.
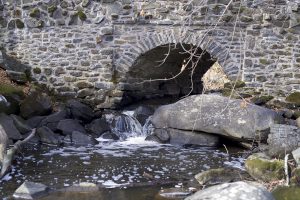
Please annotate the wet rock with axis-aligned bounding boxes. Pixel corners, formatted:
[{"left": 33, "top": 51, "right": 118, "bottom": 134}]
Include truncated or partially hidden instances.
[
  {"left": 297, "top": 117, "right": 300, "bottom": 128},
  {"left": 100, "top": 131, "right": 119, "bottom": 140},
  {"left": 152, "top": 94, "right": 282, "bottom": 142},
  {"left": 26, "top": 116, "right": 46, "bottom": 128},
  {"left": 195, "top": 168, "right": 247, "bottom": 186},
  {"left": 40, "top": 109, "right": 69, "bottom": 131},
  {"left": 85, "top": 118, "right": 110, "bottom": 137},
  {"left": 10, "top": 114, "right": 32, "bottom": 134},
  {"left": 145, "top": 135, "right": 161, "bottom": 143},
  {"left": 133, "top": 106, "right": 154, "bottom": 125},
  {"left": 71, "top": 131, "right": 97, "bottom": 145},
  {"left": 13, "top": 181, "right": 49, "bottom": 199},
  {"left": 66, "top": 99, "right": 94, "bottom": 123},
  {"left": 0, "top": 113, "right": 23, "bottom": 140},
  {"left": 37, "top": 126, "right": 61, "bottom": 145},
  {"left": 267, "top": 124, "right": 300, "bottom": 157},
  {"left": 0, "top": 94, "right": 18, "bottom": 115},
  {"left": 185, "top": 181, "right": 274, "bottom": 200},
  {"left": 168, "top": 128, "right": 219, "bottom": 147},
  {"left": 152, "top": 128, "right": 170, "bottom": 143},
  {"left": 20, "top": 92, "right": 52, "bottom": 119},
  {"left": 272, "top": 186, "right": 300, "bottom": 200},
  {"left": 156, "top": 188, "right": 193, "bottom": 200},
  {"left": 245, "top": 153, "right": 284, "bottom": 182},
  {"left": 57, "top": 119, "right": 86, "bottom": 135}
]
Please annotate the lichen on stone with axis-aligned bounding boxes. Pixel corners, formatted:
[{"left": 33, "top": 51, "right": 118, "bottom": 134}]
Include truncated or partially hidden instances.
[
  {"left": 48, "top": 5, "right": 57, "bottom": 14},
  {"left": 33, "top": 67, "right": 42, "bottom": 74},
  {"left": 29, "top": 8, "right": 40, "bottom": 18},
  {"left": 15, "top": 19, "right": 24, "bottom": 29},
  {"left": 286, "top": 92, "right": 300, "bottom": 104},
  {"left": 77, "top": 10, "right": 87, "bottom": 21}
]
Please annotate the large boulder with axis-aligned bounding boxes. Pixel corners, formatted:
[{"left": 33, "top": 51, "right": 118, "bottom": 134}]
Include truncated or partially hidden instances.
[
  {"left": 152, "top": 94, "right": 282, "bottom": 142},
  {"left": 13, "top": 182, "right": 49, "bottom": 199},
  {"left": 0, "top": 113, "right": 23, "bottom": 140},
  {"left": 57, "top": 119, "right": 86, "bottom": 135},
  {"left": 185, "top": 181, "right": 275, "bottom": 200},
  {"left": 20, "top": 92, "right": 52, "bottom": 119},
  {"left": 66, "top": 100, "right": 94, "bottom": 123},
  {"left": 267, "top": 124, "right": 300, "bottom": 157},
  {"left": 85, "top": 118, "right": 110, "bottom": 137}
]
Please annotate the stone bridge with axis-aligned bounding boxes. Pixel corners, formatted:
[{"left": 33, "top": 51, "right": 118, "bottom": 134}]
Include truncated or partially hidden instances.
[{"left": 0, "top": 0, "right": 300, "bottom": 108}]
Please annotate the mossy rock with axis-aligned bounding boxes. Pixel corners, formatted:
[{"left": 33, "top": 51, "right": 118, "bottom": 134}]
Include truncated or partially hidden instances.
[
  {"left": 48, "top": 5, "right": 57, "bottom": 14},
  {"left": 252, "top": 95, "right": 274, "bottom": 105},
  {"left": 286, "top": 92, "right": 300, "bottom": 104},
  {"left": 272, "top": 186, "right": 300, "bottom": 200},
  {"left": 15, "top": 19, "right": 24, "bottom": 29},
  {"left": 33, "top": 67, "right": 42, "bottom": 74},
  {"left": 77, "top": 10, "right": 87, "bottom": 21},
  {"left": 291, "top": 167, "right": 300, "bottom": 185},
  {"left": 245, "top": 153, "right": 285, "bottom": 182},
  {"left": 29, "top": 8, "right": 40, "bottom": 18},
  {"left": 294, "top": 111, "right": 300, "bottom": 119},
  {"left": 0, "top": 83, "right": 24, "bottom": 97},
  {"left": 224, "top": 80, "right": 246, "bottom": 89}
]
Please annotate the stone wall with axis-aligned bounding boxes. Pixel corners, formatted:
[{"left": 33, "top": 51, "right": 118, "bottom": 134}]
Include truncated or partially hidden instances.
[{"left": 0, "top": 0, "right": 300, "bottom": 108}]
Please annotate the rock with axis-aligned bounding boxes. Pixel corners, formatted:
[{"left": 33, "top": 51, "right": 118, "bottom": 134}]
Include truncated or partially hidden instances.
[
  {"left": 10, "top": 114, "right": 32, "bottom": 134},
  {"left": 6, "top": 70, "right": 28, "bottom": 83},
  {"left": 37, "top": 126, "right": 61, "bottom": 145},
  {"left": 195, "top": 168, "right": 248, "bottom": 186},
  {"left": 156, "top": 188, "right": 193, "bottom": 199},
  {"left": 20, "top": 92, "right": 52, "bottom": 119},
  {"left": 145, "top": 135, "right": 161, "bottom": 143},
  {"left": 26, "top": 116, "right": 46, "bottom": 128},
  {"left": 292, "top": 148, "right": 300, "bottom": 166},
  {"left": 13, "top": 181, "right": 49, "bottom": 199},
  {"left": 272, "top": 186, "right": 300, "bottom": 200},
  {"left": 297, "top": 117, "right": 300, "bottom": 128},
  {"left": 152, "top": 128, "right": 170, "bottom": 143},
  {"left": 85, "top": 118, "right": 110, "bottom": 137},
  {"left": 267, "top": 124, "right": 300, "bottom": 157},
  {"left": 100, "top": 131, "right": 119, "bottom": 140},
  {"left": 0, "top": 94, "right": 20, "bottom": 115},
  {"left": 40, "top": 110, "right": 68, "bottom": 131},
  {"left": 0, "top": 122, "right": 8, "bottom": 162},
  {"left": 152, "top": 94, "right": 282, "bottom": 142},
  {"left": 185, "top": 181, "right": 274, "bottom": 200},
  {"left": 71, "top": 131, "right": 97, "bottom": 145},
  {"left": 286, "top": 92, "right": 300, "bottom": 104},
  {"left": 245, "top": 153, "right": 284, "bottom": 182},
  {"left": 57, "top": 119, "right": 86, "bottom": 135},
  {"left": 0, "top": 113, "right": 23, "bottom": 140},
  {"left": 66, "top": 100, "right": 94, "bottom": 123},
  {"left": 168, "top": 128, "right": 219, "bottom": 147},
  {"left": 133, "top": 106, "right": 154, "bottom": 125}
]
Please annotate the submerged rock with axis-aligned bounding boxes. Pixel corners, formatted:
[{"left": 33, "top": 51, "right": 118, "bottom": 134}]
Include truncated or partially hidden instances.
[
  {"left": 13, "top": 181, "right": 49, "bottom": 199},
  {"left": 100, "top": 132, "right": 119, "bottom": 140},
  {"left": 267, "top": 124, "right": 300, "bottom": 157},
  {"left": 245, "top": 153, "right": 284, "bottom": 182},
  {"left": 185, "top": 181, "right": 274, "bottom": 200},
  {"left": 194, "top": 168, "right": 248, "bottom": 186},
  {"left": 152, "top": 94, "right": 282, "bottom": 142}
]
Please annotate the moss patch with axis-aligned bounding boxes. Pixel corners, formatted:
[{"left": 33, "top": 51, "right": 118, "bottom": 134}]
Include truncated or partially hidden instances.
[
  {"left": 245, "top": 154, "right": 284, "bottom": 182},
  {"left": 224, "top": 80, "right": 246, "bottom": 89},
  {"left": 77, "top": 10, "right": 87, "bottom": 21},
  {"left": 33, "top": 67, "right": 42, "bottom": 74},
  {"left": 286, "top": 92, "right": 300, "bottom": 104},
  {"left": 48, "top": 5, "right": 57, "bottom": 14},
  {"left": 15, "top": 19, "right": 24, "bottom": 29},
  {"left": 29, "top": 8, "right": 40, "bottom": 18}
]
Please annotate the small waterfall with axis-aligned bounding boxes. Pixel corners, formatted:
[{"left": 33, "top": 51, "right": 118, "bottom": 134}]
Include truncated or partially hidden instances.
[{"left": 111, "top": 111, "right": 153, "bottom": 140}]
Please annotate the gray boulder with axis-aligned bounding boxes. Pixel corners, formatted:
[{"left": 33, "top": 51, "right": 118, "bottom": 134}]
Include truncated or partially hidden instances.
[
  {"left": 13, "top": 181, "right": 49, "bottom": 199},
  {"left": 66, "top": 100, "right": 94, "bottom": 123},
  {"left": 85, "top": 118, "right": 110, "bottom": 137},
  {"left": 0, "top": 113, "right": 22, "bottom": 140},
  {"left": 20, "top": 92, "right": 52, "bottom": 119},
  {"left": 10, "top": 114, "right": 32, "bottom": 134},
  {"left": 57, "top": 119, "right": 86, "bottom": 135},
  {"left": 39, "top": 110, "right": 68, "bottom": 131},
  {"left": 152, "top": 94, "right": 282, "bottom": 142},
  {"left": 71, "top": 131, "right": 97, "bottom": 145},
  {"left": 185, "top": 181, "right": 275, "bottom": 200},
  {"left": 37, "top": 126, "right": 61, "bottom": 145},
  {"left": 133, "top": 106, "right": 154, "bottom": 125},
  {"left": 267, "top": 124, "right": 300, "bottom": 157},
  {"left": 26, "top": 116, "right": 46, "bottom": 128}
]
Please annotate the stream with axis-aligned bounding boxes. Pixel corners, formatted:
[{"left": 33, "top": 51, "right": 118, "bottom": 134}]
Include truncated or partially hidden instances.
[{"left": 0, "top": 111, "right": 245, "bottom": 199}]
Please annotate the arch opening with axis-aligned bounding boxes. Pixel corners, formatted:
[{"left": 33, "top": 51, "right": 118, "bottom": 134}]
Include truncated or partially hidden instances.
[{"left": 120, "top": 43, "right": 220, "bottom": 106}]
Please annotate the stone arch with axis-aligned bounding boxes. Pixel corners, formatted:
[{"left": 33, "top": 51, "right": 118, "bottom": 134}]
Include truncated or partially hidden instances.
[{"left": 115, "top": 29, "right": 239, "bottom": 80}]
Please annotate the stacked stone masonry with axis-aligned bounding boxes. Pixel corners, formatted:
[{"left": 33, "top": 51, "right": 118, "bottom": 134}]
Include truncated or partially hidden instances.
[{"left": 0, "top": 0, "right": 299, "bottom": 108}]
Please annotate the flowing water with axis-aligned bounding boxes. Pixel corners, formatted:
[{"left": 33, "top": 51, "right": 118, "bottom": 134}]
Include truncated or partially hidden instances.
[{"left": 0, "top": 112, "right": 245, "bottom": 199}]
